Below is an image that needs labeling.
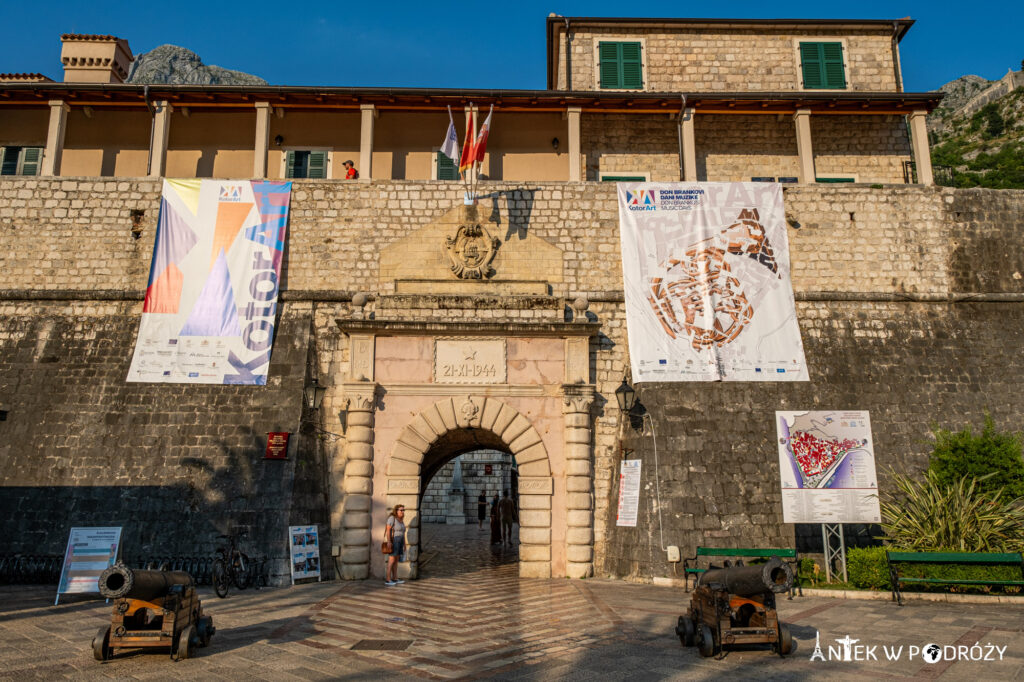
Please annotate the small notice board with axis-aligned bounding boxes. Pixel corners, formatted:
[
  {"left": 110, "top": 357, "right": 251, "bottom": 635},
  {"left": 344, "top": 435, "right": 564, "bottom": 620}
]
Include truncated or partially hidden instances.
[
  {"left": 616, "top": 460, "right": 642, "bottom": 527},
  {"left": 55, "top": 527, "right": 122, "bottom": 605},
  {"left": 288, "top": 525, "right": 321, "bottom": 584}
]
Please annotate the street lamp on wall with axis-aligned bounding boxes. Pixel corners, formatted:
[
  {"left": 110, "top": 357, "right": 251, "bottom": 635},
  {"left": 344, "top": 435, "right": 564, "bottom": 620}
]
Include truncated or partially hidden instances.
[
  {"left": 303, "top": 378, "right": 327, "bottom": 410},
  {"left": 615, "top": 377, "right": 636, "bottom": 414}
]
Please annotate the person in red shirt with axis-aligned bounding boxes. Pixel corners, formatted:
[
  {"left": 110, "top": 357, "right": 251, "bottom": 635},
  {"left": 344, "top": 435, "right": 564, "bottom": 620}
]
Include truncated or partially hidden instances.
[{"left": 343, "top": 160, "right": 359, "bottom": 179}]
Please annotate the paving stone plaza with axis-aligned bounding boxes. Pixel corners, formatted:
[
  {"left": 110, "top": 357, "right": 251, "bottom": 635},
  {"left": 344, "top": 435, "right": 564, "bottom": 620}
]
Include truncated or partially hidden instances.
[{"left": 1, "top": 524, "right": 1020, "bottom": 681}]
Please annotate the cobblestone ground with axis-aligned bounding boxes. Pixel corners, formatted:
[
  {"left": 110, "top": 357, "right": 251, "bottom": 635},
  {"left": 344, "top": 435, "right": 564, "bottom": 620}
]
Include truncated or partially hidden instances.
[{"left": 1, "top": 524, "right": 1021, "bottom": 680}]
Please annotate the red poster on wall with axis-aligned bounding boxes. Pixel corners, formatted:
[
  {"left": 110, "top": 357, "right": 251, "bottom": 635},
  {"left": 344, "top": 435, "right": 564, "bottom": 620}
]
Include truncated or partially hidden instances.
[{"left": 265, "top": 432, "right": 290, "bottom": 460}]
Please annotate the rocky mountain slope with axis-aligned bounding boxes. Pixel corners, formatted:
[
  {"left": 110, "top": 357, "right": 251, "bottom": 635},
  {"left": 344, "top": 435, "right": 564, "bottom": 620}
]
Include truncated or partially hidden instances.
[
  {"left": 127, "top": 45, "right": 266, "bottom": 85},
  {"left": 927, "top": 69, "right": 1024, "bottom": 188}
]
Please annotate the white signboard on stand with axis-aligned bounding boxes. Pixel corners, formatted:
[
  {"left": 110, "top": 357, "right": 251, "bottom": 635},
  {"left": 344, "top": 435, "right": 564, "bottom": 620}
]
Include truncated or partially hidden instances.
[
  {"left": 616, "top": 460, "right": 643, "bottom": 527},
  {"left": 55, "top": 527, "right": 122, "bottom": 605},
  {"left": 288, "top": 525, "right": 321, "bottom": 584},
  {"left": 776, "top": 411, "right": 881, "bottom": 523}
]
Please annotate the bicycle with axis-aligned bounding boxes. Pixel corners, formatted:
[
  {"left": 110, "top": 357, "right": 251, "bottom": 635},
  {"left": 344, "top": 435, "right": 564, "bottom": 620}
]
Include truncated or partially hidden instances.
[{"left": 212, "top": 532, "right": 251, "bottom": 598}]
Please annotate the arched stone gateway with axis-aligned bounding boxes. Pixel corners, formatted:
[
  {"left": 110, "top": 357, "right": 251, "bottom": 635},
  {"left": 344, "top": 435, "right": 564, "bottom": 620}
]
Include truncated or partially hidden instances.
[{"left": 386, "top": 396, "right": 559, "bottom": 579}]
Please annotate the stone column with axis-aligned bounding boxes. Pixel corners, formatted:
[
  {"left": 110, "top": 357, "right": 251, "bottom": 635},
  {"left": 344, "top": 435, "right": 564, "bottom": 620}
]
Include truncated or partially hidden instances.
[
  {"left": 149, "top": 101, "right": 172, "bottom": 178},
  {"left": 680, "top": 108, "right": 696, "bottom": 181},
  {"left": 567, "top": 106, "right": 582, "bottom": 182},
  {"left": 253, "top": 102, "right": 272, "bottom": 179},
  {"left": 908, "top": 110, "right": 934, "bottom": 186},
  {"left": 793, "top": 109, "right": 815, "bottom": 184},
  {"left": 41, "top": 100, "right": 69, "bottom": 177},
  {"left": 562, "top": 384, "right": 595, "bottom": 579},
  {"left": 359, "top": 104, "right": 376, "bottom": 179},
  {"left": 339, "top": 381, "right": 377, "bottom": 579}
]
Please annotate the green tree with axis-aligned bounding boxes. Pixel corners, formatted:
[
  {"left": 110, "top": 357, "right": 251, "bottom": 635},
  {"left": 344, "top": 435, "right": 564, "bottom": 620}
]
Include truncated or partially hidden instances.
[{"left": 928, "top": 414, "right": 1024, "bottom": 500}]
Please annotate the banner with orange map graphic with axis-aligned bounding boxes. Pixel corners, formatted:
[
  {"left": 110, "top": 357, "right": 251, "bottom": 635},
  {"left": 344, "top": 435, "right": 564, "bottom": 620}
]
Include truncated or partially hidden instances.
[
  {"left": 127, "top": 179, "right": 291, "bottom": 384},
  {"left": 617, "top": 182, "right": 807, "bottom": 382}
]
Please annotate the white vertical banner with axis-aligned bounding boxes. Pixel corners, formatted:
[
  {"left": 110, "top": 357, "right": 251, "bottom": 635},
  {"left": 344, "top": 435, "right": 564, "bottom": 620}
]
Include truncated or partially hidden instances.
[
  {"left": 616, "top": 460, "right": 642, "bottom": 527},
  {"left": 617, "top": 182, "right": 808, "bottom": 382}
]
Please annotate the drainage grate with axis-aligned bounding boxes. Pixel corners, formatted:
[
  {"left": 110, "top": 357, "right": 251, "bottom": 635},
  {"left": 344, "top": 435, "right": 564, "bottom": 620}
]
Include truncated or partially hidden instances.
[{"left": 351, "top": 639, "right": 414, "bottom": 651}]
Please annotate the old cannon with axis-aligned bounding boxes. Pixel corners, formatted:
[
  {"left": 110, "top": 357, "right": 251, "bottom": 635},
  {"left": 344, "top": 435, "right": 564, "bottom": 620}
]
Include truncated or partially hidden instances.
[
  {"left": 676, "top": 556, "right": 795, "bottom": 658},
  {"left": 92, "top": 563, "right": 215, "bottom": 661}
]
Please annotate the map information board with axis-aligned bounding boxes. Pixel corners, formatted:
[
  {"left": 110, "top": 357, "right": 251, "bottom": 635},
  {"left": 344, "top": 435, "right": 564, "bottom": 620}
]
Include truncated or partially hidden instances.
[
  {"left": 776, "top": 411, "right": 880, "bottom": 523},
  {"left": 617, "top": 182, "right": 807, "bottom": 382}
]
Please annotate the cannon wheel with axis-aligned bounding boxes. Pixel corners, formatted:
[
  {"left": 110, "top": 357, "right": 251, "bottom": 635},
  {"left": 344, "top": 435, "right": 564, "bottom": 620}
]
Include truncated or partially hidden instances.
[
  {"left": 92, "top": 625, "right": 111, "bottom": 662},
  {"left": 697, "top": 624, "right": 718, "bottom": 658},
  {"left": 176, "top": 624, "right": 195, "bottom": 661},
  {"left": 676, "top": 615, "right": 695, "bottom": 646},
  {"left": 197, "top": 615, "right": 214, "bottom": 647},
  {"left": 212, "top": 559, "right": 229, "bottom": 599},
  {"left": 777, "top": 623, "right": 793, "bottom": 657}
]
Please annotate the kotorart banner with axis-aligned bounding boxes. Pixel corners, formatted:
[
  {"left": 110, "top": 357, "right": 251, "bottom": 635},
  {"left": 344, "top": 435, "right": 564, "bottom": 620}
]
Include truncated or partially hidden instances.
[
  {"left": 617, "top": 182, "right": 807, "bottom": 382},
  {"left": 128, "top": 179, "right": 291, "bottom": 385}
]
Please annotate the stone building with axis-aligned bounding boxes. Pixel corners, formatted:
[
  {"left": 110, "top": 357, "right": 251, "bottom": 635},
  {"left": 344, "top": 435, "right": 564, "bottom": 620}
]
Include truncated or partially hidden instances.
[{"left": 2, "top": 17, "right": 1020, "bottom": 587}]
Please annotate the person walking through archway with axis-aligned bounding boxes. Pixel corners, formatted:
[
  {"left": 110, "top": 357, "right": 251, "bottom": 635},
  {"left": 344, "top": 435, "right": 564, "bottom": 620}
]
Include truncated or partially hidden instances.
[
  {"left": 384, "top": 505, "right": 406, "bottom": 586},
  {"left": 499, "top": 490, "right": 518, "bottom": 546},
  {"left": 489, "top": 492, "right": 502, "bottom": 545},
  {"left": 477, "top": 490, "right": 488, "bottom": 530}
]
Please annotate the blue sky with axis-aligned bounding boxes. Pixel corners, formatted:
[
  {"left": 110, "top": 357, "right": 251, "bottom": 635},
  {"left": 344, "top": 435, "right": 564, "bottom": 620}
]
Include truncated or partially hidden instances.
[{"left": 1, "top": 1, "right": 1020, "bottom": 91}]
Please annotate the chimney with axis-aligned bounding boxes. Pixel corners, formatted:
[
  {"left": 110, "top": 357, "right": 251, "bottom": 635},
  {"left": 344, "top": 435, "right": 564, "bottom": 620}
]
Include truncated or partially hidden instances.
[{"left": 60, "top": 34, "right": 133, "bottom": 83}]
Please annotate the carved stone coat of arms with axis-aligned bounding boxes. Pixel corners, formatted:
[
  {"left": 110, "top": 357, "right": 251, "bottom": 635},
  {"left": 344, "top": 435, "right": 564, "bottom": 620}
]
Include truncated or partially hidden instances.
[{"left": 444, "top": 223, "right": 500, "bottom": 279}]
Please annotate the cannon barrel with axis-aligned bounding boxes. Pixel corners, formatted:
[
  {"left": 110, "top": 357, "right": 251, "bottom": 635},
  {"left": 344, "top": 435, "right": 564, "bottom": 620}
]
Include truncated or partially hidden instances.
[
  {"left": 697, "top": 556, "right": 794, "bottom": 595},
  {"left": 98, "top": 564, "right": 194, "bottom": 600}
]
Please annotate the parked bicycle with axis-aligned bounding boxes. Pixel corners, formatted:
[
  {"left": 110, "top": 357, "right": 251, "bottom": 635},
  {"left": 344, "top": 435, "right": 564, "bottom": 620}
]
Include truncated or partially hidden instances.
[{"left": 212, "top": 531, "right": 251, "bottom": 598}]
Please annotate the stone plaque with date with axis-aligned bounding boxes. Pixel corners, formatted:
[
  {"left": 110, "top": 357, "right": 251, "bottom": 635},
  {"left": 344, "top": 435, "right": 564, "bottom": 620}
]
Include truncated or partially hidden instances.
[{"left": 435, "top": 338, "right": 506, "bottom": 384}]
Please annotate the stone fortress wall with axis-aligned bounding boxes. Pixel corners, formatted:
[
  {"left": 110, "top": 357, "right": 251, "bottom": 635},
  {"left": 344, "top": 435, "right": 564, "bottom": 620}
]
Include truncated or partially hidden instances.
[{"left": 1, "top": 177, "right": 1022, "bottom": 583}]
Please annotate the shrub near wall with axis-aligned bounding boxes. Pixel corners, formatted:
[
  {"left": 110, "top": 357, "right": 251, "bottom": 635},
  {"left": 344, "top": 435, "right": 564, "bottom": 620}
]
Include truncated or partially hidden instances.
[{"left": 847, "top": 546, "right": 1023, "bottom": 593}]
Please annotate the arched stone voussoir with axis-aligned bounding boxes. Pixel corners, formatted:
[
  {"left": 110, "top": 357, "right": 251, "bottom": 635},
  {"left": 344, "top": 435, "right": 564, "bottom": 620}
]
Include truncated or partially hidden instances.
[
  {"left": 510, "top": 426, "right": 542, "bottom": 454},
  {"left": 408, "top": 413, "right": 442, "bottom": 446},
  {"left": 398, "top": 425, "right": 431, "bottom": 454},
  {"left": 391, "top": 440, "right": 426, "bottom": 469}
]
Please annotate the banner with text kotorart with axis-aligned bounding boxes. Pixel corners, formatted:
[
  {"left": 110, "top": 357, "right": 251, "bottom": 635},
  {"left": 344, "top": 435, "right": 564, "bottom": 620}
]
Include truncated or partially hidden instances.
[
  {"left": 617, "top": 182, "right": 807, "bottom": 382},
  {"left": 128, "top": 179, "right": 291, "bottom": 384},
  {"left": 776, "top": 411, "right": 881, "bottom": 523}
]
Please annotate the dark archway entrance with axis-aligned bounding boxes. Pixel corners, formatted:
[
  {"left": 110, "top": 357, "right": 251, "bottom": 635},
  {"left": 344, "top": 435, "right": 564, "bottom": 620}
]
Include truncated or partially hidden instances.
[{"left": 418, "top": 439, "right": 519, "bottom": 577}]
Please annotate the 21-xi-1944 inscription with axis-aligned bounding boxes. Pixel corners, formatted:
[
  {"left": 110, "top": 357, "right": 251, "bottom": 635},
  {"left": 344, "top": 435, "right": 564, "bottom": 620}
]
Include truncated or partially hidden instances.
[{"left": 435, "top": 339, "right": 506, "bottom": 384}]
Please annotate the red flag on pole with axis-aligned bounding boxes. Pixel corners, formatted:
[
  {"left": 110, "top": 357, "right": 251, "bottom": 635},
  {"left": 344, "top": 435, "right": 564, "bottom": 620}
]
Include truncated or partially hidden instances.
[
  {"left": 459, "top": 105, "right": 476, "bottom": 175},
  {"left": 473, "top": 105, "right": 494, "bottom": 164}
]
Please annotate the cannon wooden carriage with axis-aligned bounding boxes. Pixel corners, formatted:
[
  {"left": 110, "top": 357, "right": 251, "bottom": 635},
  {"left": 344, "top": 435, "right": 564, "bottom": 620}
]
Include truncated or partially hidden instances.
[
  {"left": 92, "top": 563, "right": 215, "bottom": 661},
  {"left": 676, "top": 556, "right": 794, "bottom": 658}
]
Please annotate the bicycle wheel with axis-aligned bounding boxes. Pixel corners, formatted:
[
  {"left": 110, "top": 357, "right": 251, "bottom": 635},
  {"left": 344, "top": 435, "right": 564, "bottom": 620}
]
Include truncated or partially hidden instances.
[
  {"left": 232, "top": 553, "right": 251, "bottom": 590},
  {"left": 212, "top": 559, "right": 230, "bottom": 598}
]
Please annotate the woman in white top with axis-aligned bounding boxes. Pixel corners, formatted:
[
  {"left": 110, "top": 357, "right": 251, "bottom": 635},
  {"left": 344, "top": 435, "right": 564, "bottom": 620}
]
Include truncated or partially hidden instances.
[{"left": 384, "top": 505, "right": 406, "bottom": 586}]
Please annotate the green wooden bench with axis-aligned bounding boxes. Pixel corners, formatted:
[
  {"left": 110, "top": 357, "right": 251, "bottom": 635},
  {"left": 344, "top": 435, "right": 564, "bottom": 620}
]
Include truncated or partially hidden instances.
[
  {"left": 886, "top": 550, "right": 1024, "bottom": 606},
  {"left": 684, "top": 547, "right": 801, "bottom": 598}
]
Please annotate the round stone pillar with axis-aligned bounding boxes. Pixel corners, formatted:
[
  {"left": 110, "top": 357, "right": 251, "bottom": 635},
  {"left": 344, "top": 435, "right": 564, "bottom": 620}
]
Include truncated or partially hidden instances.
[
  {"left": 339, "top": 382, "right": 377, "bottom": 580},
  {"left": 562, "top": 384, "right": 595, "bottom": 579}
]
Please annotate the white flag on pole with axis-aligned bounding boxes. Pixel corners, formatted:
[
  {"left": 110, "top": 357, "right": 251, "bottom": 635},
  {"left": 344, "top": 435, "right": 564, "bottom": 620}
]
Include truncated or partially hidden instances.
[{"left": 440, "top": 106, "right": 459, "bottom": 161}]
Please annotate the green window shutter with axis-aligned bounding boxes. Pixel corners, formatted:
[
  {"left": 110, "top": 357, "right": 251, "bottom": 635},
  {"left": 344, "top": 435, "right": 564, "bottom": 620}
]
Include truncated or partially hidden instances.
[
  {"left": 285, "top": 151, "right": 299, "bottom": 178},
  {"left": 601, "top": 175, "right": 646, "bottom": 182},
  {"left": 821, "top": 43, "right": 846, "bottom": 88},
  {"left": 20, "top": 147, "right": 41, "bottom": 176},
  {"left": 307, "top": 151, "right": 327, "bottom": 179},
  {"left": 436, "top": 153, "right": 459, "bottom": 180},
  {"left": 620, "top": 42, "right": 643, "bottom": 89},
  {"left": 800, "top": 42, "right": 824, "bottom": 89},
  {"left": 816, "top": 177, "right": 855, "bottom": 183},
  {"left": 1, "top": 147, "right": 20, "bottom": 176},
  {"left": 599, "top": 42, "right": 643, "bottom": 89},
  {"left": 800, "top": 42, "right": 845, "bottom": 89},
  {"left": 598, "top": 42, "right": 621, "bottom": 89}
]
